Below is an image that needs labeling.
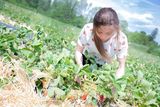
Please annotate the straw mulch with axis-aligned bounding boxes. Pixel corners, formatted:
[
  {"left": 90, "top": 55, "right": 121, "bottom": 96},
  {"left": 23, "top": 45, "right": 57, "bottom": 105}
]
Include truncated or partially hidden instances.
[
  {"left": 0, "top": 58, "right": 96, "bottom": 107},
  {"left": 0, "top": 58, "right": 62, "bottom": 107}
]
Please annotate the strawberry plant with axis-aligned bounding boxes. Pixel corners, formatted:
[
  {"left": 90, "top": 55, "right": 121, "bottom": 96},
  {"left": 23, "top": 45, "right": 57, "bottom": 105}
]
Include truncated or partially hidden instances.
[{"left": 0, "top": 19, "right": 160, "bottom": 106}]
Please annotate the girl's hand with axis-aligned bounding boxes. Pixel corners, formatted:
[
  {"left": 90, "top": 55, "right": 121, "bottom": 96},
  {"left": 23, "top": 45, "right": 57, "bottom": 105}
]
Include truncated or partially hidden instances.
[
  {"left": 75, "top": 44, "right": 84, "bottom": 68},
  {"left": 116, "top": 57, "right": 126, "bottom": 79},
  {"left": 115, "top": 67, "right": 124, "bottom": 79}
]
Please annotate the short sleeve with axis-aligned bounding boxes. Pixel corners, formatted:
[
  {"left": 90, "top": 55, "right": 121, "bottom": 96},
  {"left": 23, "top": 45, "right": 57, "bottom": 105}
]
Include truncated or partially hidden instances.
[
  {"left": 77, "top": 25, "right": 87, "bottom": 47},
  {"left": 117, "top": 33, "right": 128, "bottom": 59}
]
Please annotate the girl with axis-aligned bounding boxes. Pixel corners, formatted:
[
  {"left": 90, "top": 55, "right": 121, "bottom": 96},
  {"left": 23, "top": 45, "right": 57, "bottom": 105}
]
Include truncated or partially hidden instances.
[{"left": 75, "top": 7, "right": 128, "bottom": 79}]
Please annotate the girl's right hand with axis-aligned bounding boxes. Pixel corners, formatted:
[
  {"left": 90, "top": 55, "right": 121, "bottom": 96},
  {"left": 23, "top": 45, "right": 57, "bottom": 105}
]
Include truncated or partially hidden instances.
[{"left": 75, "top": 43, "right": 84, "bottom": 67}]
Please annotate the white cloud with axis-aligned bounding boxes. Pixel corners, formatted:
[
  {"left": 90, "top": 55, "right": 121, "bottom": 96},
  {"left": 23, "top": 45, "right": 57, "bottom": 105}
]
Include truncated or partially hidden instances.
[
  {"left": 87, "top": 0, "right": 154, "bottom": 24},
  {"left": 87, "top": 0, "right": 117, "bottom": 8},
  {"left": 135, "top": 24, "right": 158, "bottom": 29},
  {"left": 119, "top": 10, "right": 154, "bottom": 24},
  {"left": 128, "top": 2, "right": 137, "bottom": 6},
  {"left": 87, "top": 0, "right": 107, "bottom": 7},
  {"left": 128, "top": 24, "right": 158, "bottom": 33}
]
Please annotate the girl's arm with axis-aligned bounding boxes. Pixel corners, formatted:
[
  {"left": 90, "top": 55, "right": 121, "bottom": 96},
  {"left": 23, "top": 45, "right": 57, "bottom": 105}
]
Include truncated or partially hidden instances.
[
  {"left": 116, "top": 56, "right": 126, "bottom": 79},
  {"left": 75, "top": 43, "right": 84, "bottom": 68}
]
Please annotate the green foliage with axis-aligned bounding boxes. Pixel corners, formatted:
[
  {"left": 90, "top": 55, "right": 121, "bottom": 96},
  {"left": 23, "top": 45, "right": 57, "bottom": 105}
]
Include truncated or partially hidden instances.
[
  {"left": 0, "top": 25, "right": 160, "bottom": 106},
  {"left": 127, "top": 31, "right": 150, "bottom": 45},
  {"left": 25, "top": 0, "right": 39, "bottom": 8},
  {"left": 147, "top": 43, "right": 160, "bottom": 56},
  {"left": 48, "top": 0, "right": 86, "bottom": 27},
  {"left": 149, "top": 28, "right": 158, "bottom": 41},
  {"left": 0, "top": 2, "right": 160, "bottom": 106},
  {"left": 41, "top": 0, "right": 50, "bottom": 10},
  {"left": 5, "top": 0, "right": 87, "bottom": 27},
  {"left": 120, "top": 20, "right": 160, "bottom": 57},
  {"left": 0, "top": 78, "right": 9, "bottom": 88},
  {"left": 0, "top": 26, "right": 17, "bottom": 57},
  {"left": 127, "top": 31, "right": 160, "bottom": 57},
  {"left": 120, "top": 20, "right": 128, "bottom": 34},
  {"left": 0, "top": 0, "right": 5, "bottom": 10}
]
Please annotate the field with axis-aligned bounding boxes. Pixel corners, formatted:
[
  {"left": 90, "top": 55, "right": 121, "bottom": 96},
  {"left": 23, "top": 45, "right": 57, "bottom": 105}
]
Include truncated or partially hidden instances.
[{"left": 0, "top": 1, "right": 160, "bottom": 107}]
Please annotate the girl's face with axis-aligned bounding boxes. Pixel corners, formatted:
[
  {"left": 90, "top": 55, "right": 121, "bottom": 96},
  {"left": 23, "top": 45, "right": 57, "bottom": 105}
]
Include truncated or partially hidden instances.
[{"left": 96, "top": 25, "right": 115, "bottom": 42}]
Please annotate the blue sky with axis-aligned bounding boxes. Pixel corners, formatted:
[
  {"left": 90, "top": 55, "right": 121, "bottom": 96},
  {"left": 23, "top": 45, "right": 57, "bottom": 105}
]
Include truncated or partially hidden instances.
[{"left": 87, "top": 0, "right": 160, "bottom": 44}]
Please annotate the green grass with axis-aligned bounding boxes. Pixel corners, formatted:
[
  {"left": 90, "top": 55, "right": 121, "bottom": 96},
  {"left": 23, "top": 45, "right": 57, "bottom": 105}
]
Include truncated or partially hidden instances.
[{"left": 129, "top": 43, "right": 160, "bottom": 64}]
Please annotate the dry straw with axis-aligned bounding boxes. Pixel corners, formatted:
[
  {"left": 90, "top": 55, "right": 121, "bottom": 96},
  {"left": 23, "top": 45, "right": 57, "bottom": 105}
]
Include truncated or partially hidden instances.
[
  {"left": 0, "top": 58, "right": 96, "bottom": 107},
  {"left": 0, "top": 58, "right": 62, "bottom": 107}
]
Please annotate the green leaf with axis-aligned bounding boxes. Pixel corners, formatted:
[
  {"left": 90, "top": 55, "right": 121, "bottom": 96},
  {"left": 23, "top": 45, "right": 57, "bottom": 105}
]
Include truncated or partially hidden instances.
[
  {"left": 20, "top": 48, "right": 33, "bottom": 57},
  {"left": 133, "top": 89, "right": 143, "bottom": 100},
  {"left": 145, "top": 99, "right": 157, "bottom": 106},
  {"left": 48, "top": 87, "right": 65, "bottom": 98},
  {"left": 118, "top": 91, "right": 126, "bottom": 98},
  {"left": 137, "top": 71, "right": 144, "bottom": 79},
  {"left": 51, "top": 76, "right": 61, "bottom": 87},
  {"left": 95, "top": 77, "right": 103, "bottom": 84},
  {"left": 141, "top": 79, "right": 151, "bottom": 89},
  {"left": 146, "top": 90, "right": 156, "bottom": 100},
  {"left": 99, "top": 74, "right": 107, "bottom": 82}
]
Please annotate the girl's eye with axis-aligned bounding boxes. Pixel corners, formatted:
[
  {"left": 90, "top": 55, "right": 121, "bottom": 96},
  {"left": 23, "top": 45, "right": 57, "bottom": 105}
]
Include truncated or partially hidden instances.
[
  {"left": 98, "top": 32, "right": 102, "bottom": 34},
  {"left": 106, "top": 32, "right": 112, "bottom": 35}
]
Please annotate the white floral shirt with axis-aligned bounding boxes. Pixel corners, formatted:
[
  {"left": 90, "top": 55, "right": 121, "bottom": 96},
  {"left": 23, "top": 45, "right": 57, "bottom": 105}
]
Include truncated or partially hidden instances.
[{"left": 77, "top": 23, "right": 128, "bottom": 65}]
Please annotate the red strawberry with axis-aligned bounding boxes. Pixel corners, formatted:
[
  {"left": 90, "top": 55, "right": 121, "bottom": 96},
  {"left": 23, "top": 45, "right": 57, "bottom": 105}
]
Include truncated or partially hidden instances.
[
  {"left": 99, "top": 95, "right": 105, "bottom": 103},
  {"left": 81, "top": 93, "right": 88, "bottom": 100}
]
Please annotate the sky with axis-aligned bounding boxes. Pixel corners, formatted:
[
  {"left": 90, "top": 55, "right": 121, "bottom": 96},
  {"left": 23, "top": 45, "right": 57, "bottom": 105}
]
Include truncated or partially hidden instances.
[{"left": 87, "top": 0, "right": 160, "bottom": 44}]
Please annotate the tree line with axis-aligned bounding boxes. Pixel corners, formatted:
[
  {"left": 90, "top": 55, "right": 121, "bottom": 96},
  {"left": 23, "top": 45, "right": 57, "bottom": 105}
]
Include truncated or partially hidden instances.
[{"left": 4, "top": 0, "right": 100, "bottom": 28}]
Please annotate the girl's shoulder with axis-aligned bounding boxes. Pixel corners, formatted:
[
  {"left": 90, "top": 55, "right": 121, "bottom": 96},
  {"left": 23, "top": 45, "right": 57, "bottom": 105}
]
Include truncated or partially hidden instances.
[
  {"left": 111, "top": 31, "right": 127, "bottom": 42},
  {"left": 83, "top": 23, "right": 93, "bottom": 31},
  {"left": 118, "top": 31, "right": 128, "bottom": 41},
  {"left": 118, "top": 31, "right": 128, "bottom": 48},
  {"left": 111, "top": 31, "right": 128, "bottom": 47},
  {"left": 81, "top": 23, "right": 93, "bottom": 38},
  {"left": 119, "top": 31, "right": 127, "bottom": 38}
]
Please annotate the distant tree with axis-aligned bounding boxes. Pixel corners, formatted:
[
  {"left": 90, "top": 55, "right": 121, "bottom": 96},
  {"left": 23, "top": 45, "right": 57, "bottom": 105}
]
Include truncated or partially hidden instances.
[
  {"left": 140, "top": 31, "right": 146, "bottom": 35},
  {"left": 49, "top": 0, "right": 86, "bottom": 27},
  {"left": 16, "top": 0, "right": 22, "bottom": 3},
  {"left": 37, "top": 0, "right": 51, "bottom": 11},
  {"left": 149, "top": 28, "right": 158, "bottom": 41},
  {"left": 50, "top": 0, "right": 78, "bottom": 20},
  {"left": 128, "top": 31, "right": 150, "bottom": 45},
  {"left": 87, "top": 7, "right": 101, "bottom": 22},
  {"left": 120, "top": 20, "right": 128, "bottom": 33},
  {"left": 0, "top": 0, "right": 5, "bottom": 10},
  {"left": 25, "top": 0, "right": 39, "bottom": 8},
  {"left": 7, "top": 0, "right": 88, "bottom": 27},
  {"left": 76, "top": 0, "right": 92, "bottom": 16},
  {"left": 50, "top": 0, "right": 54, "bottom": 6}
]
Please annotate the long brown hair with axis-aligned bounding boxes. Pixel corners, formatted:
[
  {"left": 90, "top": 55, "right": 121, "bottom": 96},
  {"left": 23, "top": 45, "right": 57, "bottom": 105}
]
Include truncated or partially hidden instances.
[{"left": 93, "top": 7, "right": 120, "bottom": 63}]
